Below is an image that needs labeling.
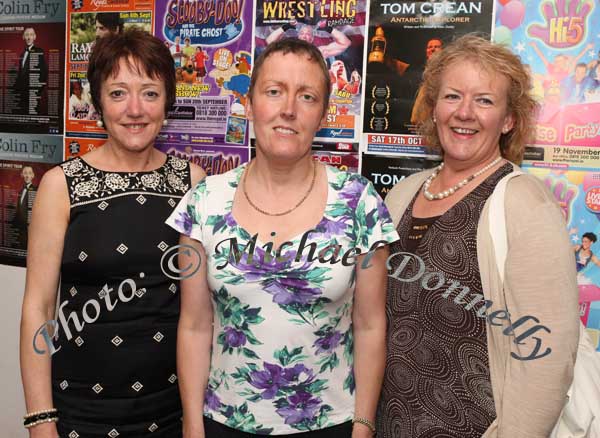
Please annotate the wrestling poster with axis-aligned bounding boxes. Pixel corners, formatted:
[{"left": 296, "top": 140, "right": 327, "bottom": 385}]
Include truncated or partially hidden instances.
[
  {"left": 522, "top": 164, "right": 600, "bottom": 352},
  {"left": 65, "top": 1, "right": 153, "bottom": 137},
  {"left": 363, "top": 0, "right": 494, "bottom": 155},
  {"left": 156, "top": 143, "right": 249, "bottom": 176},
  {"left": 254, "top": 0, "right": 367, "bottom": 142},
  {"left": 0, "top": 1, "right": 65, "bottom": 135},
  {"left": 494, "top": 0, "right": 599, "bottom": 147},
  {"left": 361, "top": 153, "right": 440, "bottom": 197},
  {"left": 0, "top": 134, "right": 62, "bottom": 267},
  {"left": 154, "top": 0, "right": 253, "bottom": 146}
]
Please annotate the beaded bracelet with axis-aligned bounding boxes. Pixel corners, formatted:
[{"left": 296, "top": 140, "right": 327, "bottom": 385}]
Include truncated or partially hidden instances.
[
  {"left": 353, "top": 416, "right": 376, "bottom": 435},
  {"left": 23, "top": 409, "right": 58, "bottom": 428}
]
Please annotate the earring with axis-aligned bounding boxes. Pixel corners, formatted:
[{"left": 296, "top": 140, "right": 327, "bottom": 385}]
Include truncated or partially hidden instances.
[
  {"left": 432, "top": 116, "right": 437, "bottom": 123},
  {"left": 162, "top": 119, "right": 168, "bottom": 126},
  {"left": 502, "top": 127, "right": 510, "bottom": 134},
  {"left": 96, "top": 119, "right": 104, "bottom": 128}
]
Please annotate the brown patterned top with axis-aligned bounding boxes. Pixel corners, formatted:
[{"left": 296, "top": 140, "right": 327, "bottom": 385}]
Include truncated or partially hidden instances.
[{"left": 376, "top": 163, "right": 513, "bottom": 438}]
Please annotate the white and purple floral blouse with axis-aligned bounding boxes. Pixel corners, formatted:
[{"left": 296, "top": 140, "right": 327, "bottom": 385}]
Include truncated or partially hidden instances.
[{"left": 166, "top": 163, "right": 398, "bottom": 435}]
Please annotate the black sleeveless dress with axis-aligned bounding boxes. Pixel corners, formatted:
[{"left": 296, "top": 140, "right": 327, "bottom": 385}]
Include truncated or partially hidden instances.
[{"left": 52, "top": 155, "right": 191, "bottom": 438}]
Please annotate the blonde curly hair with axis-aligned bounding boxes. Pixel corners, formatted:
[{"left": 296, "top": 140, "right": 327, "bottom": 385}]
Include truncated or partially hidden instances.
[{"left": 418, "top": 34, "right": 539, "bottom": 164}]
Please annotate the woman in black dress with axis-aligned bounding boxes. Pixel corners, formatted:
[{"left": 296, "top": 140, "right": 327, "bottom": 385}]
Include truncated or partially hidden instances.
[{"left": 20, "top": 29, "right": 204, "bottom": 437}]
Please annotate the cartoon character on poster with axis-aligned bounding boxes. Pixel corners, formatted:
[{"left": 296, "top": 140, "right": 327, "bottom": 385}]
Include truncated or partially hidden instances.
[
  {"left": 529, "top": 167, "right": 600, "bottom": 350},
  {"left": 155, "top": 0, "right": 251, "bottom": 146},
  {"left": 495, "top": 0, "right": 599, "bottom": 145}
]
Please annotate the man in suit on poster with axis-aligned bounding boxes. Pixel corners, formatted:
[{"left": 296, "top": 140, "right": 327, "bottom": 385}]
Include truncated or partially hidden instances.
[
  {"left": 13, "top": 166, "right": 37, "bottom": 249},
  {"left": 16, "top": 27, "right": 47, "bottom": 115}
]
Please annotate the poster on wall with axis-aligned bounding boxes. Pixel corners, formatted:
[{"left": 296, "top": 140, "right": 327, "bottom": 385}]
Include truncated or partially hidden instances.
[
  {"left": 0, "top": 1, "right": 66, "bottom": 135},
  {"left": 363, "top": 0, "right": 494, "bottom": 155},
  {"left": 0, "top": 134, "right": 62, "bottom": 267},
  {"left": 311, "top": 141, "right": 359, "bottom": 172},
  {"left": 523, "top": 163, "right": 600, "bottom": 352},
  {"left": 361, "top": 153, "right": 440, "bottom": 197},
  {"left": 156, "top": 143, "right": 249, "bottom": 176},
  {"left": 65, "top": 1, "right": 153, "bottom": 137},
  {"left": 254, "top": 0, "right": 367, "bottom": 142},
  {"left": 250, "top": 140, "right": 359, "bottom": 172},
  {"left": 494, "top": 0, "right": 599, "bottom": 147},
  {"left": 154, "top": 0, "right": 253, "bottom": 146},
  {"left": 64, "top": 136, "right": 106, "bottom": 159}
]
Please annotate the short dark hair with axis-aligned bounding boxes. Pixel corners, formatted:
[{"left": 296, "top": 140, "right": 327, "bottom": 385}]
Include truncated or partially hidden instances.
[
  {"left": 583, "top": 232, "right": 597, "bottom": 243},
  {"left": 249, "top": 38, "right": 330, "bottom": 114},
  {"left": 87, "top": 29, "right": 176, "bottom": 117},
  {"left": 96, "top": 12, "right": 122, "bottom": 33},
  {"left": 575, "top": 63, "right": 587, "bottom": 70}
]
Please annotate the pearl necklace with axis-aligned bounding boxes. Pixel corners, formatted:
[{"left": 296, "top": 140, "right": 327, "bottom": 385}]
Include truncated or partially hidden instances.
[{"left": 423, "top": 156, "right": 503, "bottom": 201}]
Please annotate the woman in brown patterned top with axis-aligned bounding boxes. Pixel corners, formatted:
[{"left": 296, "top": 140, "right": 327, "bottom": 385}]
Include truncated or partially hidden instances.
[
  {"left": 20, "top": 30, "right": 204, "bottom": 438},
  {"left": 378, "top": 35, "right": 579, "bottom": 437}
]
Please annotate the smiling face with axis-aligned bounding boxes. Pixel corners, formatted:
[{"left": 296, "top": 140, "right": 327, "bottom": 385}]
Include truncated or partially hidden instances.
[
  {"left": 433, "top": 60, "right": 514, "bottom": 169},
  {"left": 246, "top": 52, "right": 327, "bottom": 163},
  {"left": 100, "top": 57, "right": 166, "bottom": 153},
  {"left": 582, "top": 237, "right": 594, "bottom": 250},
  {"left": 23, "top": 28, "right": 36, "bottom": 46}
]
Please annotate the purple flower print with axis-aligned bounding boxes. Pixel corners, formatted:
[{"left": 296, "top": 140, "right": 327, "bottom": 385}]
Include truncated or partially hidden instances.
[
  {"left": 275, "top": 391, "right": 321, "bottom": 425},
  {"left": 281, "top": 363, "right": 314, "bottom": 385},
  {"left": 223, "top": 211, "right": 237, "bottom": 228},
  {"left": 263, "top": 279, "right": 321, "bottom": 306},
  {"left": 223, "top": 326, "right": 247, "bottom": 348},
  {"left": 315, "top": 217, "right": 348, "bottom": 240},
  {"left": 249, "top": 362, "right": 286, "bottom": 399},
  {"left": 204, "top": 387, "right": 222, "bottom": 411},
  {"left": 338, "top": 178, "right": 365, "bottom": 210},
  {"left": 175, "top": 211, "right": 193, "bottom": 235},
  {"left": 313, "top": 330, "right": 342, "bottom": 354}
]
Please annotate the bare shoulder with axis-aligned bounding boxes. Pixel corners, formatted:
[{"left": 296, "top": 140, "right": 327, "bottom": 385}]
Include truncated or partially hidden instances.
[
  {"left": 189, "top": 162, "right": 206, "bottom": 187},
  {"left": 34, "top": 165, "right": 69, "bottom": 219}
]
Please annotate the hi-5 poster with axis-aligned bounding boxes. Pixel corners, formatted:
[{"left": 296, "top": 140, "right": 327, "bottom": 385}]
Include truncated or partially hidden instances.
[
  {"left": 523, "top": 165, "right": 600, "bottom": 351},
  {"left": 254, "top": 0, "right": 367, "bottom": 142},
  {"left": 155, "top": 0, "right": 252, "bottom": 146},
  {"left": 494, "top": 0, "right": 599, "bottom": 147},
  {"left": 65, "top": 1, "right": 153, "bottom": 137}
]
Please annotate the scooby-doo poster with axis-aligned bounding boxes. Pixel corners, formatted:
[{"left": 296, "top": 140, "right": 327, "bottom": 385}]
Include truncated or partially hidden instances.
[{"left": 155, "top": 0, "right": 253, "bottom": 147}]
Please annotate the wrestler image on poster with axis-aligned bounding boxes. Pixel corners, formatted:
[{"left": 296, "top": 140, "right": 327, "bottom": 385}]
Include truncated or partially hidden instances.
[{"left": 254, "top": 0, "right": 367, "bottom": 141}]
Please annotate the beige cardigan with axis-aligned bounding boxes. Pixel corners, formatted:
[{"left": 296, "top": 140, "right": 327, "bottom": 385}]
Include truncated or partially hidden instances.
[{"left": 385, "top": 165, "right": 579, "bottom": 437}]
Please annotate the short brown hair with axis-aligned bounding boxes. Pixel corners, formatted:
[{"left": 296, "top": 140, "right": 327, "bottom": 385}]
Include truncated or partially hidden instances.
[
  {"left": 87, "top": 28, "right": 176, "bottom": 117},
  {"left": 249, "top": 38, "right": 331, "bottom": 114},
  {"left": 418, "top": 33, "right": 539, "bottom": 164}
]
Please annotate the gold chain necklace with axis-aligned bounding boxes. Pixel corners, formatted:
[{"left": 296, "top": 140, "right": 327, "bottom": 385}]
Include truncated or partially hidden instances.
[{"left": 242, "top": 160, "right": 317, "bottom": 216}]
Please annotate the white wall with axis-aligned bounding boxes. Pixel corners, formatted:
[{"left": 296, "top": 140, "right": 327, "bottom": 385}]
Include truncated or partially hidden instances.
[{"left": 1, "top": 265, "right": 27, "bottom": 437}]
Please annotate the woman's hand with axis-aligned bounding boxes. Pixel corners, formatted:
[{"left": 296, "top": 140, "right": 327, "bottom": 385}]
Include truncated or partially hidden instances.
[{"left": 28, "top": 422, "right": 59, "bottom": 438}]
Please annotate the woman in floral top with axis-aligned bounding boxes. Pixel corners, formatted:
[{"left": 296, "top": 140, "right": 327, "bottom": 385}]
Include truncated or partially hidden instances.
[{"left": 167, "top": 39, "right": 398, "bottom": 437}]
